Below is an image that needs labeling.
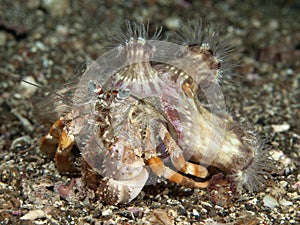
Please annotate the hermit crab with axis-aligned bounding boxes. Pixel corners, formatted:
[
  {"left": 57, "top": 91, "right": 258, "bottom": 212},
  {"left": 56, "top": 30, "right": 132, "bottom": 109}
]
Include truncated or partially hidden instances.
[{"left": 39, "top": 21, "right": 273, "bottom": 205}]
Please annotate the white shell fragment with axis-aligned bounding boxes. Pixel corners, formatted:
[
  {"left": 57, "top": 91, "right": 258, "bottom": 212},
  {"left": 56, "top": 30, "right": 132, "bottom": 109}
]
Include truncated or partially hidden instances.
[
  {"left": 20, "top": 209, "right": 46, "bottom": 220},
  {"left": 271, "top": 123, "right": 290, "bottom": 132},
  {"left": 279, "top": 198, "right": 293, "bottom": 206},
  {"left": 10, "top": 135, "right": 31, "bottom": 150}
]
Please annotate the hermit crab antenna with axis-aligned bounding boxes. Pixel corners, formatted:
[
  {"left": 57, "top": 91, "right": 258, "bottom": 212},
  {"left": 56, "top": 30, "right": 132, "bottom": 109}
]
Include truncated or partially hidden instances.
[{"left": 0, "top": 69, "right": 72, "bottom": 105}]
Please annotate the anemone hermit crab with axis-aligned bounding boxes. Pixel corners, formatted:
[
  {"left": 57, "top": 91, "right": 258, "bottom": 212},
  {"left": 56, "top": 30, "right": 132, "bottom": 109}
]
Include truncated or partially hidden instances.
[{"left": 39, "top": 21, "right": 273, "bottom": 205}]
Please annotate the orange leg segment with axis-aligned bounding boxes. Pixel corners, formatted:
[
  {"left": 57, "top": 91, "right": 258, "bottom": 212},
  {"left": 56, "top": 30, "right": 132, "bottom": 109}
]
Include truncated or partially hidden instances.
[
  {"left": 55, "top": 129, "right": 77, "bottom": 173},
  {"left": 39, "top": 118, "right": 64, "bottom": 158},
  {"left": 148, "top": 156, "right": 209, "bottom": 189},
  {"left": 40, "top": 114, "right": 78, "bottom": 174},
  {"left": 162, "top": 131, "right": 208, "bottom": 179}
]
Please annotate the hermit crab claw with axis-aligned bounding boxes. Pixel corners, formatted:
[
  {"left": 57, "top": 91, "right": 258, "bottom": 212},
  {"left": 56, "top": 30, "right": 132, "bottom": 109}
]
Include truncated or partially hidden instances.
[
  {"left": 97, "top": 167, "right": 149, "bottom": 205},
  {"left": 94, "top": 133, "right": 150, "bottom": 204}
]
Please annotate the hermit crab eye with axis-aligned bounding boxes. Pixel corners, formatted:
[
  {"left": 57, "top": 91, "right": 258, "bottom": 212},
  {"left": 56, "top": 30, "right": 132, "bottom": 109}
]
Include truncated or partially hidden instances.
[
  {"left": 117, "top": 88, "right": 131, "bottom": 99},
  {"left": 88, "top": 80, "right": 97, "bottom": 92}
]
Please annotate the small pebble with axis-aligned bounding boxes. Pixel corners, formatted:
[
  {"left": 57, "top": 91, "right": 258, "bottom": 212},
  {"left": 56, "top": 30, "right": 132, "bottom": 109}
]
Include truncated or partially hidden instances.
[
  {"left": 279, "top": 181, "right": 288, "bottom": 188},
  {"left": 293, "top": 181, "right": 300, "bottom": 190},
  {"left": 26, "top": 0, "right": 40, "bottom": 9},
  {"left": 279, "top": 198, "right": 293, "bottom": 206},
  {"left": 263, "top": 195, "right": 279, "bottom": 209},
  {"left": 102, "top": 209, "right": 113, "bottom": 216},
  {"left": 41, "top": 0, "right": 70, "bottom": 17},
  {"left": 177, "top": 206, "right": 187, "bottom": 216},
  {"left": 192, "top": 209, "right": 200, "bottom": 219},
  {"left": 267, "top": 19, "right": 279, "bottom": 30},
  {"left": 56, "top": 25, "right": 69, "bottom": 36}
]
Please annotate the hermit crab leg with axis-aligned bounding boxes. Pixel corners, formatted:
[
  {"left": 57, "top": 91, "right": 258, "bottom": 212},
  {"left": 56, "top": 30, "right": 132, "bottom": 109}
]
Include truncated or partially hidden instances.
[
  {"left": 145, "top": 120, "right": 208, "bottom": 188},
  {"left": 40, "top": 117, "right": 65, "bottom": 158},
  {"left": 148, "top": 156, "right": 209, "bottom": 188},
  {"left": 55, "top": 128, "right": 76, "bottom": 173},
  {"left": 158, "top": 123, "right": 208, "bottom": 179},
  {"left": 40, "top": 113, "right": 78, "bottom": 173}
]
